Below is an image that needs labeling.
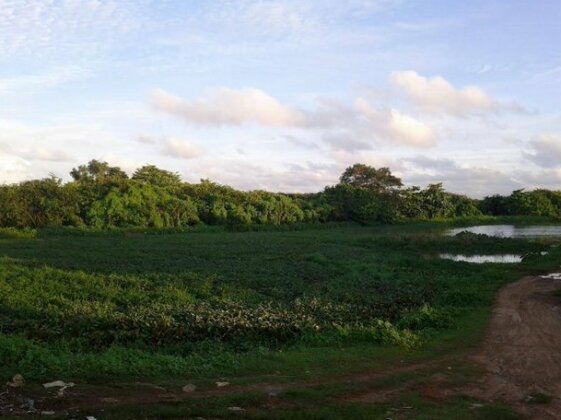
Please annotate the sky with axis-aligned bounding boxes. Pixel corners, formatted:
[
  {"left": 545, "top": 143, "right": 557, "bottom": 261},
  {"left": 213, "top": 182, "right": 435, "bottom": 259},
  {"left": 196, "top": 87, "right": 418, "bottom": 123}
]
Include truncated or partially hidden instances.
[{"left": 0, "top": 0, "right": 560, "bottom": 197}]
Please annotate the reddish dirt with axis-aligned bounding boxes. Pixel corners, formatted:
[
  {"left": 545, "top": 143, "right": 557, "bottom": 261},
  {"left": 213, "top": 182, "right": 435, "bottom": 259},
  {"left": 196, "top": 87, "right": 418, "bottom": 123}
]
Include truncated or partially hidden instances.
[{"left": 467, "top": 275, "right": 561, "bottom": 419}]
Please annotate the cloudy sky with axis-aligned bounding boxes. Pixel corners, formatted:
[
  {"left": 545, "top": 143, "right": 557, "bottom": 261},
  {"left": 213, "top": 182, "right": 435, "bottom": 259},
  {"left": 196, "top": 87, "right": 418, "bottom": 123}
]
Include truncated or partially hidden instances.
[{"left": 0, "top": 0, "right": 560, "bottom": 196}]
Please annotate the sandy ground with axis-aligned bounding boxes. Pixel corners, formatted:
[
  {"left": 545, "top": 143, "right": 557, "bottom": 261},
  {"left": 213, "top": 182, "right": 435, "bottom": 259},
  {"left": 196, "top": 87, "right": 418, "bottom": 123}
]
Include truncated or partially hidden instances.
[{"left": 469, "top": 274, "right": 561, "bottom": 419}]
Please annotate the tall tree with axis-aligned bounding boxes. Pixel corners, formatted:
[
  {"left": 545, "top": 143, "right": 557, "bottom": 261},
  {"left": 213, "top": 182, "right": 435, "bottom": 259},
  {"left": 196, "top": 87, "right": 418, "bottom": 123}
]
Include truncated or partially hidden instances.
[
  {"left": 70, "top": 160, "right": 128, "bottom": 183},
  {"left": 132, "top": 165, "right": 181, "bottom": 187},
  {"left": 339, "top": 164, "right": 402, "bottom": 193}
]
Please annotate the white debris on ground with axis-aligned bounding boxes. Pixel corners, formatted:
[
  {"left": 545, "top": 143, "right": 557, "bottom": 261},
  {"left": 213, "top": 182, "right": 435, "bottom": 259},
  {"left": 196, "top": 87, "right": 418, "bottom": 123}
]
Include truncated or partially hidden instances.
[
  {"left": 6, "top": 374, "right": 24, "bottom": 388},
  {"left": 42, "top": 380, "right": 75, "bottom": 397},
  {"left": 540, "top": 273, "right": 561, "bottom": 280},
  {"left": 182, "top": 384, "right": 197, "bottom": 393},
  {"left": 42, "top": 380, "right": 75, "bottom": 389}
]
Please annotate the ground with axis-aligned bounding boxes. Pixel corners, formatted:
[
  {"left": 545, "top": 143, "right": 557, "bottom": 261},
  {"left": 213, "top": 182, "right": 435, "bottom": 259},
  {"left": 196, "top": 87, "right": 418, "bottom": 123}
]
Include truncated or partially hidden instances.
[{"left": 469, "top": 274, "right": 561, "bottom": 419}]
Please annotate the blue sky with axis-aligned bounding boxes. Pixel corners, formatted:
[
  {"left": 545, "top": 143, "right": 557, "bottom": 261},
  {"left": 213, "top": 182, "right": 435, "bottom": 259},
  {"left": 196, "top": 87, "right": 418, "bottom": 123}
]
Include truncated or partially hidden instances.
[{"left": 0, "top": 0, "right": 560, "bottom": 196}]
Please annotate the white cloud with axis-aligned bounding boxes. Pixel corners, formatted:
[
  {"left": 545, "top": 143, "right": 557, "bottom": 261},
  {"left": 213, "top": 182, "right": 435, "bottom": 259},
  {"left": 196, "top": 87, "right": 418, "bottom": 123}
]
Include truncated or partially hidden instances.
[
  {"left": 321, "top": 132, "right": 371, "bottom": 151},
  {"left": 185, "top": 158, "right": 340, "bottom": 192},
  {"left": 216, "top": 1, "right": 316, "bottom": 37},
  {"left": 329, "top": 149, "right": 399, "bottom": 172},
  {"left": 0, "top": 0, "right": 150, "bottom": 59},
  {"left": 388, "top": 110, "right": 435, "bottom": 147},
  {"left": 151, "top": 88, "right": 305, "bottom": 127},
  {"left": 150, "top": 87, "right": 437, "bottom": 150},
  {"left": 354, "top": 98, "right": 436, "bottom": 147},
  {"left": 0, "top": 66, "right": 91, "bottom": 96},
  {"left": 205, "top": 0, "right": 400, "bottom": 39},
  {"left": 389, "top": 70, "right": 525, "bottom": 116},
  {"left": 516, "top": 168, "right": 561, "bottom": 190},
  {"left": 161, "top": 137, "right": 203, "bottom": 159},
  {"left": 402, "top": 155, "right": 522, "bottom": 197},
  {"left": 523, "top": 135, "right": 561, "bottom": 168},
  {"left": 97, "top": 153, "right": 139, "bottom": 175},
  {"left": 136, "top": 135, "right": 157, "bottom": 145},
  {"left": 0, "top": 117, "right": 127, "bottom": 182},
  {"left": 0, "top": 156, "right": 32, "bottom": 184},
  {"left": 7, "top": 145, "right": 74, "bottom": 163},
  {"left": 0, "top": 119, "right": 75, "bottom": 162}
]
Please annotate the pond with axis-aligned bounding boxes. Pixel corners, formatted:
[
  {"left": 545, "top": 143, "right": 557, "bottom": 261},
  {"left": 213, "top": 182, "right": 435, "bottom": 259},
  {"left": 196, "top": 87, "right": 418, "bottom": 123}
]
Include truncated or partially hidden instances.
[
  {"left": 447, "top": 225, "right": 561, "bottom": 238},
  {"left": 439, "top": 253, "right": 522, "bottom": 264}
]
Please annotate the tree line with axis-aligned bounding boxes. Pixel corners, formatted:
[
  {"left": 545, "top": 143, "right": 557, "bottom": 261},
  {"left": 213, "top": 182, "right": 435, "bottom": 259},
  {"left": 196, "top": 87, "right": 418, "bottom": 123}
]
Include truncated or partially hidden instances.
[{"left": 0, "top": 160, "right": 559, "bottom": 229}]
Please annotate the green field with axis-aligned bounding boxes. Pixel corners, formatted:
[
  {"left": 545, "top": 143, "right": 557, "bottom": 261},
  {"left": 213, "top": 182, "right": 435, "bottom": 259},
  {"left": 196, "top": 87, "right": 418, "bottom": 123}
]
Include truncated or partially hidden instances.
[{"left": 1, "top": 223, "right": 559, "bottom": 418}]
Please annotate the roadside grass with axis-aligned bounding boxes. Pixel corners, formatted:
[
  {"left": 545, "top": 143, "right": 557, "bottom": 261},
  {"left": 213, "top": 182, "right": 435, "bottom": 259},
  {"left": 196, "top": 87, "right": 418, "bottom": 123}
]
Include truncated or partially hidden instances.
[
  {"left": 75, "top": 351, "right": 519, "bottom": 419},
  {"left": 91, "top": 386, "right": 519, "bottom": 420},
  {"left": 526, "top": 391, "right": 554, "bottom": 405}
]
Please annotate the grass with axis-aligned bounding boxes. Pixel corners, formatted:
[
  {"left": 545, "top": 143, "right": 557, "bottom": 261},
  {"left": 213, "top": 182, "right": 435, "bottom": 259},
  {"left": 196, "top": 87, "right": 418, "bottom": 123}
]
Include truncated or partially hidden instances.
[
  {"left": 94, "top": 394, "right": 520, "bottom": 419},
  {"left": 526, "top": 391, "right": 554, "bottom": 405},
  {"left": 0, "top": 222, "right": 559, "bottom": 418}
]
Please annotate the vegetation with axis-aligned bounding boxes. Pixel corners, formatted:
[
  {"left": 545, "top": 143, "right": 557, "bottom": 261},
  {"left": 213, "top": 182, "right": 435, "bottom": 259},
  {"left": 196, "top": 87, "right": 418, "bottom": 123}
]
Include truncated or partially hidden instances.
[
  {"left": 1, "top": 162, "right": 560, "bottom": 417},
  {"left": 481, "top": 189, "right": 561, "bottom": 218},
  {"left": 2, "top": 160, "right": 560, "bottom": 230},
  {"left": 526, "top": 391, "right": 554, "bottom": 405},
  {"left": 0, "top": 224, "right": 558, "bottom": 382}
]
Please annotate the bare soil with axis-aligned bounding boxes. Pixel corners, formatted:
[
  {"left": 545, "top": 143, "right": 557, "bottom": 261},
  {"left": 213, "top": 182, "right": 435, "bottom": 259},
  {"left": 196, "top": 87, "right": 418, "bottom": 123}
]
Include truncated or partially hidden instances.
[{"left": 468, "top": 274, "right": 561, "bottom": 419}]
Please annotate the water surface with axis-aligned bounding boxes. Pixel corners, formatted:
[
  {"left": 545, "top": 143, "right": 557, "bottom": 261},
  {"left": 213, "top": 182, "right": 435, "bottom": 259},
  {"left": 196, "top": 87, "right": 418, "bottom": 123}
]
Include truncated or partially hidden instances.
[{"left": 447, "top": 225, "right": 561, "bottom": 238}]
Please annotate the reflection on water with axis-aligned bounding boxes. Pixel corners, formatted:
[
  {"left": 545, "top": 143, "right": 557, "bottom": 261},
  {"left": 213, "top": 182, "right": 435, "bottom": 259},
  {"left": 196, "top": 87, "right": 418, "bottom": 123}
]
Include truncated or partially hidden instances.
[
  {"left": 439, "top": 253, "right": 522, "bottom": 263},
  {"left": 447, "top": 225, "right": 561, "bottom": 238}
]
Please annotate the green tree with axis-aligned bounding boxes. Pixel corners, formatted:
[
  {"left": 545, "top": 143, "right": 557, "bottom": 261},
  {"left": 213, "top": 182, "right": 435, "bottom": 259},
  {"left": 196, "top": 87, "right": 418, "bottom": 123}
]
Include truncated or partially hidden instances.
[
  {"left": 397, "top": 187, "right": 424, "bottom": 219},
  {"left": 70, "top": 160, "right": 128, "bottom": 183},
  {"left": 339, "top": 164, "right": 402, "bottom": 193},
  {"left": 480, "top": 194, "right": 511, "bottom": 215},
  {"left": 418, "top": 183, "right": 454, "bottom": 219},
  {"left": 132, "top": 165, "right": 182, "bottom": 187}
]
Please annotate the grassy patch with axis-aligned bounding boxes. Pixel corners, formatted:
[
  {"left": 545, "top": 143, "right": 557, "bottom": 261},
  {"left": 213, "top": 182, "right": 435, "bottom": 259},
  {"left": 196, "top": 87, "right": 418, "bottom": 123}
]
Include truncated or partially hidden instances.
[
  {"left": 0, "top": 224, "right": 558, "bottom": 381},
  {"left": 91, "top": 390, "right": 520, "bottom": 420},
  {"left": 526, "top": 391, "right": 554, "bottom": 404},
  {"left": 0, "top": 223, "right": 558, "bottom": 418}
]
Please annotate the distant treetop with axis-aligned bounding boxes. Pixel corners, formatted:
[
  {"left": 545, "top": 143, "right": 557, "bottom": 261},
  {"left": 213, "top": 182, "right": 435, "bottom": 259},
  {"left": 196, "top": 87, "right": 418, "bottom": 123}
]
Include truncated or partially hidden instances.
[
  {"left": 339, "top": 164, "right": 403, "bottom": 193},
  {"left": 70, "top": 159, "right": 128, "bottom": 183},
  {"left": 132, "top": 165, "right": 182, "bottom": 187}
]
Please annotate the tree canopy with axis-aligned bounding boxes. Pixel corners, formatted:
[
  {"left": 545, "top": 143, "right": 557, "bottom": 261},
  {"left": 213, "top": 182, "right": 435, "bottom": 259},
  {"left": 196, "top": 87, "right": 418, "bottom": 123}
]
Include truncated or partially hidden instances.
[
  {"left": 0, "top": 160, "right": 559, "bottom": 229},
  {"left": 132, "top": 165, "right": 182, "bottom": 187},
  {"left": 339, "top": 164, "right": 403, "bottom": 193},
  {"left": 70, "top": 159, "right": 128, "bottom": 183}
]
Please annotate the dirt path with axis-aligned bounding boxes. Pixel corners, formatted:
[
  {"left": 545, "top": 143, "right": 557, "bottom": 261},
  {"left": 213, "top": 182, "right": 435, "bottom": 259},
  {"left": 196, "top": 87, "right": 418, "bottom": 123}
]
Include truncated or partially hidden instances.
[
  {"left": 1, "top": 358, "right": 447, "bottom": 416},
  {"left": 468, "top": 274, "right": 561, "bottom": 419}
]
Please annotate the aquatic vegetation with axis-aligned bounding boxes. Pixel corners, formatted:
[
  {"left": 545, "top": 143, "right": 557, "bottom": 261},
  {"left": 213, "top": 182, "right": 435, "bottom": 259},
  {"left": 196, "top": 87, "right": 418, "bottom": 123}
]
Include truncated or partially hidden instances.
[{"left": 0, "top": 223, "right": 557, "bottom": 380}]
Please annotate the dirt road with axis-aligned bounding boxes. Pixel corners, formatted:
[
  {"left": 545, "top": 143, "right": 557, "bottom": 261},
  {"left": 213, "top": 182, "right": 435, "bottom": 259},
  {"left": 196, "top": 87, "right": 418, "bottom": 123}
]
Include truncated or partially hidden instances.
[{"left": 470, "top": 274, "right": 561, "bottom": 419}]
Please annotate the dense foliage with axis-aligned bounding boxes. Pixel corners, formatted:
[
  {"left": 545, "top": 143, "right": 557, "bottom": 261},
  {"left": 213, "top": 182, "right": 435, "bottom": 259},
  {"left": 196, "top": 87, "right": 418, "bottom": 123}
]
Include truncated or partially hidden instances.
[
  {"left": 481, "top": 189, "right": 561, "bottom": 218},
  {"left": 1, "top": 160, "right": 559, "bottom": 229},
  {"left": 0, "top": 161, "right": 474, "bottom": 229},
  {"left": 0, "top": 225, "right": 556, "bottom": 380}
]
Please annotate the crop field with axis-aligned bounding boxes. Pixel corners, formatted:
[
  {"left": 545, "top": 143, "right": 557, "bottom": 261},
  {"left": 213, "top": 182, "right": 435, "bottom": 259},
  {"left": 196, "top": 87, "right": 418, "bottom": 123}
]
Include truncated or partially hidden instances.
[{"left": 1, "top": 223, "right": 560, "bottom": 418}]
